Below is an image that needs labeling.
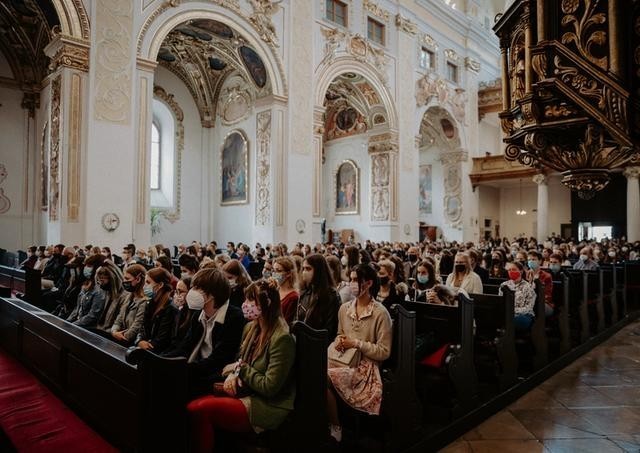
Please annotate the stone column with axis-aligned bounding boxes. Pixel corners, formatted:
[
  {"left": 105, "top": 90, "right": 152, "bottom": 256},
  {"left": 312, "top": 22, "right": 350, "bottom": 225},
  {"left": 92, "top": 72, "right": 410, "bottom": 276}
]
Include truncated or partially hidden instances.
[
  {"left": 533, "top": 173, "right": 548, "bottom": 242},
  {"left": 624, "top": 167, "right": 640, "bottom": 241},
  {"left": 369, "top": 134, "right": 399, "bottom": 242},
  {"left": 43, "top": 34, "right": 90, "bottom": 245}
]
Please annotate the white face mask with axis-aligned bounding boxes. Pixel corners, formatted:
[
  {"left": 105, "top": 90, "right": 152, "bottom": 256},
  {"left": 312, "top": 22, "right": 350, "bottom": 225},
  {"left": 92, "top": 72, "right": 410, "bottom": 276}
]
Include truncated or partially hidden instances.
[
  {"left": 341, "top": 256, "right": 348, "bottom": 267},
  {"left": 186, "top": 289, "right": 206, "bottom": 310}
]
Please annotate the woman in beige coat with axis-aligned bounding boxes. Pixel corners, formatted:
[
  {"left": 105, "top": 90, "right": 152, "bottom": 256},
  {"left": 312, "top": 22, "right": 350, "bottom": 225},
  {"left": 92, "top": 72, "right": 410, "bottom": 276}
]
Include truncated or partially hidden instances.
[{"left": 327, "top": 264, "right": 392, "bottom": 443}]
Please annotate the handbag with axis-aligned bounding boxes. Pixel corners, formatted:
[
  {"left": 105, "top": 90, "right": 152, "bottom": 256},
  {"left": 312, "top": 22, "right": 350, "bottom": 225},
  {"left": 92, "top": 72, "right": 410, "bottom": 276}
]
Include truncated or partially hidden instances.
[{"left": 328, "top": 341, "right": 361, "bottom": 368}]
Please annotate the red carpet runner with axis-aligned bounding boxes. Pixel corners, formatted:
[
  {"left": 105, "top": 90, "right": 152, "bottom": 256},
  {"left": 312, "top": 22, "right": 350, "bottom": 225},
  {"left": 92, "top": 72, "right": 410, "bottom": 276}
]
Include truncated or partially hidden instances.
[{"left": 0, "top": 350, "right": 117, "bottom": 453}]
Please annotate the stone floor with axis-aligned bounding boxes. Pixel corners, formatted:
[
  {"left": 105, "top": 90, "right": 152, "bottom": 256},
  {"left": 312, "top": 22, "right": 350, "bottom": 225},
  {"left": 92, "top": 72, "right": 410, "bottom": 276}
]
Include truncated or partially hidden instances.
[{"left": 441, "top": 319, "right": 640, "bottom": 453}]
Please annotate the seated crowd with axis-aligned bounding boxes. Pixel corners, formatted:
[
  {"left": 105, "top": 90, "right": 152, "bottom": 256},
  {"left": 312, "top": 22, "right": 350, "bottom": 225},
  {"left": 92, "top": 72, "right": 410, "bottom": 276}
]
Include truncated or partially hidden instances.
[{"left": 9, "top": 235, "right": 640, "bottom": 450}]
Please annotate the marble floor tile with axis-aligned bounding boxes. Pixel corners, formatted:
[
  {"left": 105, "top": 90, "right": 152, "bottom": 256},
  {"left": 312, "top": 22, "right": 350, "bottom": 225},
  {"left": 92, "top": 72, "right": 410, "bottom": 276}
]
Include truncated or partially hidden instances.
[
  {"left": 508, "top": 388, "right": 564, "bottom": 410},
  {"left": 509, "top": 408, "right": 605, "bottom": 439},
  {"left": 542, "top": 438, "right": 625, "bottom": 453},
  {"left": 545, "top": 385, "right": 619, "bottom": 408},
  {"left": 570, "top": 407, "right": 640, "bottom": 435},
  {"left": 465, "top": 439, "right": 548, "bottom": 453},
  {"left": 462, "top": 411, "right": 535, "bottom": 441},
  {"left": 438, "top": 439, "right": 473, "bottom": 453},
  {"left": 591, "top": 385, "right": 640, "bottom": 406}
]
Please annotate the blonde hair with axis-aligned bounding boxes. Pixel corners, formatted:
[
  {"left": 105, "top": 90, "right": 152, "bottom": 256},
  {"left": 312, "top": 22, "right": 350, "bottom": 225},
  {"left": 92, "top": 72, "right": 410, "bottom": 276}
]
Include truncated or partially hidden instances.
[{"left": 378, "top": 259, "right": 396, "bottom": 275}]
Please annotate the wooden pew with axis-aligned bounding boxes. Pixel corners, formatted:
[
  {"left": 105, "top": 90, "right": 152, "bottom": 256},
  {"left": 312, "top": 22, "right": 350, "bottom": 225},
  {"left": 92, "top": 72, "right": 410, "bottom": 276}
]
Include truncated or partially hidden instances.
[
  {"left": 528, "top": 279, "right": 548, "bottom": 371},
  {"left": 0, "top": 297, "right": 189, "bottom": 453},
  {"left": 0, "top": 266, "right": 41, "bottom": 306},
  {"left": 406, "top": 293, "right": 477, "bottom": 418},
  {"left": 488, "top": 277, "right": 507, "bottom": 285},
  {"left": 550, "top": 274, "right": 571, "bottom": 355},
  {"left": 483, "top": 284, "right": 500, "bottom": 295},
  {"left": 626, "top": 261, "right": 640, "bottom": 311},
  {"left": 471, "top": 288, "right": 518, "bottom": 391},
  {"left": 599, "top": 264, "right": 618, "bottom": 325},
  {"left": 585, "top": 270, "right": 605, "bottom": 335},
  {"left": 565, "top": 270, "right": 590, "bottom": 344},
  {"left": 263, "top": 321, "right": 329, "bottom": 452},
  {"left": 615, "top": 264, "right": 627, "bottom": 318},
  {"left": 381, "top": 304, "right": 423, "bottom": 451}
]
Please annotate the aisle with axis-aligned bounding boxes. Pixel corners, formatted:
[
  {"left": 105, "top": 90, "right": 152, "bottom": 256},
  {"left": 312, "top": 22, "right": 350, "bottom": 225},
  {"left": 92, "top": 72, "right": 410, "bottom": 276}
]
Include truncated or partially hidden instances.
[{"left": 441, "top": 320, "right": 640, "bottom": 453}]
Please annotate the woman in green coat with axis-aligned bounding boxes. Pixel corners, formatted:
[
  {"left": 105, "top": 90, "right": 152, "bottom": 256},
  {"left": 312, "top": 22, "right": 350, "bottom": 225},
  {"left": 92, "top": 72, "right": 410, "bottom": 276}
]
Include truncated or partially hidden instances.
[{"left": 187, "top": 279, "right": 296, "bottom": 453}]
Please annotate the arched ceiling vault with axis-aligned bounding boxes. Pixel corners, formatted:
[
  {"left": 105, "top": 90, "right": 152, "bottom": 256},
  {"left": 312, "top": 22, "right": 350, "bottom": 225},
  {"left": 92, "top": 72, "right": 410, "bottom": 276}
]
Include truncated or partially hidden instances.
[
  {"left": 0, "top": 0, "right": 58, "bottom": 89},
  {"left": 157, "top": 19, "right": 271, "bottom": 127}
]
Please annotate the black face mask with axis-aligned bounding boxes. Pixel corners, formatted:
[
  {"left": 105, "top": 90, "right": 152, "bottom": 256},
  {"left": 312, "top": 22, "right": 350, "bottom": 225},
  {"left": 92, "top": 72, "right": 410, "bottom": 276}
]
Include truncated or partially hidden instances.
[
  {"left": 379, "top": 276, "right": 390, "bottom": 286},
  {"left": 122, "top": 281, "right": 134, "bottom": 292},
  {"left": 99, "top": 282, "right": 111, "bottom": 291},
  {"left": 455, "top": 264, "right": 466, "bottom": 273},
  {"left": 408, "top": 255, "right": 418, "bottom": 262}
]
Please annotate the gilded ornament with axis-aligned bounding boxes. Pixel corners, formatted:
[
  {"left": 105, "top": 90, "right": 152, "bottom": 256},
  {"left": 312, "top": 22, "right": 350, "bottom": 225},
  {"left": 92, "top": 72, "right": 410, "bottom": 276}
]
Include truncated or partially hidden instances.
[
  {"left": 255, "top": 110, "right": 272, "bottom": 226},
  {"left": 364, "top": 0, "right": 390, "bottom": 22},
  {"left": 560, "top": 0, "right": 608, "bottom": 70},
  {"left": 395, "top": 14, "right": 417, "bottom": 35}
]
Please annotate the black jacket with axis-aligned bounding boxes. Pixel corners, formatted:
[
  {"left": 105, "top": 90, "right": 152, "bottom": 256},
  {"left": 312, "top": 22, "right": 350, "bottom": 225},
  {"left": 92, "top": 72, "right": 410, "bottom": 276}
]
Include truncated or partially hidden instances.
[
  {"left": 136, "top": 301, "right": 177, "bottom": 353},
  {"left": 164, "top": 304, "right": 245, "bottom": 397},
  {"left": 228, "top": 285, "right": 245, "bottom": 308},
  {"left": 474, "top": 265, "right": 490, "bottom": 284},
  {"left": 297, "top": 286, "right": 340, "bottom": 340}
]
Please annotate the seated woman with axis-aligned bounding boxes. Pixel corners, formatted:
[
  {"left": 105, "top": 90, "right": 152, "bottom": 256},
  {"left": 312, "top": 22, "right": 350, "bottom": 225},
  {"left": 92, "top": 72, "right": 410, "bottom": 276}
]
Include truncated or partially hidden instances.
[
  {"left": 66, "top": 254, "right": 107, "bottom": 328},
  {"left": 298, "top": 254, "right": 341, "bottom": 339},
  {"left": 272, "top": 256, "right": 299, "bottom": 325},
  {"left": 111, "top": 264, "right": 148, "bottom": 346},
  {"left": 375, "top": 259, "right": 403, "bottom": 310},
  {"left": 406, "top": 260, "right": 439, "bottom": 302},
  {"left": 187, "top": 279, "right": 296, "bottom": 453},
  {"left": 446, "top": 253, "right": 483, "bottom": 294},
  {"left": 326, "top": 255, "right": 352, "bottom": 305},
  {"left": 168, "top": 276, "right": 199, "bottom": 348},
  {"left": 163, "top": 268, "right": 245, "bottom": 397},
  {"left": 425, "top": 284, "right": 467, "bottom": 306},
  {"left": 135, "top": 268, "right": 177, "bottom": 354},
  {"left": 93, "top": 261, "right": 126, "bottom": 337},
  {"left": 222, "top": 259, "right": 252, "bottom": 308},
  {"left": 489, "top": 251, "right": 509, "bottom": 279},
  {"left": 327, "top": 264, "right": 392, "bottom": 443},
  {"left": 500, "top": 261, "right": 536, "bottom": 332}
]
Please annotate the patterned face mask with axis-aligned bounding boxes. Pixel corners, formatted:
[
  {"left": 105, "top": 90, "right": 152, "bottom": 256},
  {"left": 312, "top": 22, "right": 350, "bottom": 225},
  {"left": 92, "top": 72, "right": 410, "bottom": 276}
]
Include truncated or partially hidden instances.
[{"left": 242, "top": 300, "right": 262, "bottom": 321}]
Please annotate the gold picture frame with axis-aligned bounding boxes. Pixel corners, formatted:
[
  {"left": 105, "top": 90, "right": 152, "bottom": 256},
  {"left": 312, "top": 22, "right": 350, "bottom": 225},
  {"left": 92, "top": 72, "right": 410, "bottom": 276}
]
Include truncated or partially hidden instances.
[
  {"left": 221, "top": 130, "right": 249, "bottom": 205},
  {"left": 334, "top": 159, "right": 359, "bottom": 215}
]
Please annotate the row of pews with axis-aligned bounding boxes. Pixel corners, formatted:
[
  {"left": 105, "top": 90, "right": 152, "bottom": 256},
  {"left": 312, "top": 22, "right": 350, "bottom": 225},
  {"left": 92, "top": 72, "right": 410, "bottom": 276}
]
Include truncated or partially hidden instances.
[{"left": 0, "top": 262, "right": 638, "bottom": 452}]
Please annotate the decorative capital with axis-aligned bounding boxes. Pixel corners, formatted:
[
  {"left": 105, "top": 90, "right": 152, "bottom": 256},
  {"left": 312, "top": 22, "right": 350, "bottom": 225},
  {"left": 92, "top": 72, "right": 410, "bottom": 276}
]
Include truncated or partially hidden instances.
[
  {"left": 420, "top": 33, "right": 437, "bottom": 49},
  {"left": 532, "top": 173, "right": 548, "bottom": 185},
  {"left": 623, "top": 166, "right": 640, "bottom": 179},
  {"left": 395, "top": 14, "right": 417, "bottom": 35},
  {"left": 44, "top": 35, "right": 90, "bottom": 73}
]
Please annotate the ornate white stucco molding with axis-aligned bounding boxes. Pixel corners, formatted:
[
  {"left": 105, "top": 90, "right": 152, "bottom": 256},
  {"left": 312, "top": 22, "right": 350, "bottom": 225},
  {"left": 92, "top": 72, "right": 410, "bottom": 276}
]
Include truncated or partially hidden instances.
[
  {"left": 94, "top": 0, "right": 133, "bottom": 124},
  {"left": 255, "top": 110, "right": 272, "bottom": 226}
]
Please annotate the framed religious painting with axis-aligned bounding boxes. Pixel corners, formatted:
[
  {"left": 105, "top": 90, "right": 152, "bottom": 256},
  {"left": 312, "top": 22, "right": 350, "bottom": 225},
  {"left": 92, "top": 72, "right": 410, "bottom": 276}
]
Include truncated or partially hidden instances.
[
  {"left": 419, "top": 164, "right": 432, "bottom": 214},
  {"left": 221, "top": 130, "right": 249, "bottom": 205},
  {"left": 335, "top": 160, "right": 359, "bottom": 215}
]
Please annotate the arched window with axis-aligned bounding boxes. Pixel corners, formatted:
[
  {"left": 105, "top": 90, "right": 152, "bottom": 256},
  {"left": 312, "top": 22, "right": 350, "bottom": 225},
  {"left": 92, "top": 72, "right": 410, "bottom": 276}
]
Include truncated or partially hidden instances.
[
  {"left": 150, "top": 121, "right": 161, "bottom": 190},
  {"left": 150, "top": 99, "right": 176, "bottom": 209}
]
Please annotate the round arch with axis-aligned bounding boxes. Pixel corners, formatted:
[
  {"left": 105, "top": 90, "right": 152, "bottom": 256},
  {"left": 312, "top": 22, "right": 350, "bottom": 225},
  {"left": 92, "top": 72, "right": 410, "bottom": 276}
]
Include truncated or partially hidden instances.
[
  {"left": 52, "top": 0, "right": 90, "bottom": 40},
  {"left": 138, "top": 4, "right": 287, "bottom": 98},
  {"left": 315, "top": 57, "right": 398, "bottom": 130},
  {"left": 416, "top": 100, "right": 468, "bottom": 151}
]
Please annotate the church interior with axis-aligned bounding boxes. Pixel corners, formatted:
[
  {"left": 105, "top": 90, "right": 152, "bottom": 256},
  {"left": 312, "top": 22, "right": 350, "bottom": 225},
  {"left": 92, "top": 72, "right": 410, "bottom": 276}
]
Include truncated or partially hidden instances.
[{"left": 0, "top": 0, "right": 639, "bottom": 452}]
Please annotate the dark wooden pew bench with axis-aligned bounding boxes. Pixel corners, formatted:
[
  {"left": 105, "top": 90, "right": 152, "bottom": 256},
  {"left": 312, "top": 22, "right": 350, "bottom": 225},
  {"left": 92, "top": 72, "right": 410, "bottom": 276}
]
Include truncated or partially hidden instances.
[
  {"left": 406, "top": 294, "right": 477, "bottom": 420},
  {"left": 471, "top": 289, "right": 518, "bottom": 392},
  {"left": 0, "top": 297, "right": 188, "bottom": 453}
]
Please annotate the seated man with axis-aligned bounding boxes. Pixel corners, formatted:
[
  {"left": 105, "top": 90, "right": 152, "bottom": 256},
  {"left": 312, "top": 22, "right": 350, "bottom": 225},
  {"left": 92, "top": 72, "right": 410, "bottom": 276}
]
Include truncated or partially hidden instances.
[{"left": 163, "top": 268, "right": 245, "bottom": 398}]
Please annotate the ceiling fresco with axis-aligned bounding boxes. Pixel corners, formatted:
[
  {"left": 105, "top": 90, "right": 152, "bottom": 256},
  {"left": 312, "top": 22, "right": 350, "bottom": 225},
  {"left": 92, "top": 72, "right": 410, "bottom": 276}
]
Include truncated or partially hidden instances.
[
  {"left": 323, "top": 72, "right": 386, "bottom": 142},
  {"left": 157, "top": 19, "right": 271, "bottom": 127}
]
